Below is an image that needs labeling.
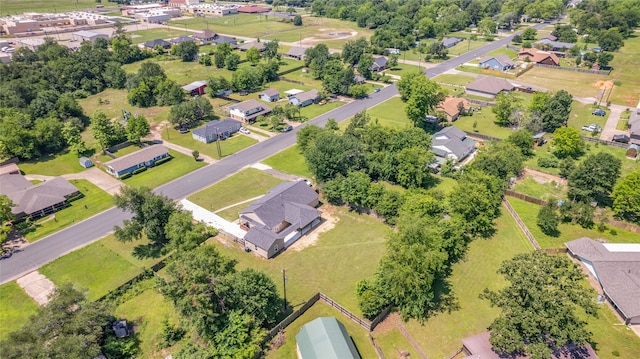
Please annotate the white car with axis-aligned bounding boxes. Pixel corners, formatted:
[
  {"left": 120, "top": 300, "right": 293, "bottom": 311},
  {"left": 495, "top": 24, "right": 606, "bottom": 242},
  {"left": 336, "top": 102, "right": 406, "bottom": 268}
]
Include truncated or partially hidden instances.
[
  {"left": 581, "top": 124, "right": 601, "bottom": 132},
  {"left": 239, "top": 127, "right": 250, "bottom": 135}
]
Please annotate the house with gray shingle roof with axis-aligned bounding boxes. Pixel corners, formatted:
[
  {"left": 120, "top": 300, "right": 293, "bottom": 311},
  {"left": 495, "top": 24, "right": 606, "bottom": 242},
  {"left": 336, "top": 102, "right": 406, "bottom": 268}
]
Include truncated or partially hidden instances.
[
  {"left": 369, "top": 56, "right": 388, "bottom": 72},
  {"left": 441, "top": 37, "right": 463, "bottom": 48},
  {"left": 479, "top": 54, "right": 514, "bottom": 71},
  {"left": 565, "top": 237, "right": 640, "bottom": 325},
  {"left": 142, "top": 39, "right": 171, "bottom": 50},
  {"left": 240, "top": 181, "right": 321, "bottom": 258},
  {"left": 260, "top": 88, "right": 280, "bottom": 102},
  {"left": 104, "top": 145, "right": 169, "bottom": 178},
  {"left": 170, "top": 36, "right": 195, "bottom": 45},
  {"left": 431, "top": 126, "right": 476, "bottom": 163},
  {"left": 535, "top": 38, "right": 575, "bottom": 52},
  {"left": 288, "top": 89, "right": 319, "bottom": 107},
  {"left": 465, "top": 76, "right": 515, "bottom": 98},
  {"left": 285, "top": 46, "right": 306, "bottom": 60},
  {"left": 192, "top": 118, "right": 242, "bottom": 143},
  {"left": 239, "top": 41, "right": 266, "bottom": 52},
  {"left": 229, "top": 99, "right": 272, "bottom": 122}
]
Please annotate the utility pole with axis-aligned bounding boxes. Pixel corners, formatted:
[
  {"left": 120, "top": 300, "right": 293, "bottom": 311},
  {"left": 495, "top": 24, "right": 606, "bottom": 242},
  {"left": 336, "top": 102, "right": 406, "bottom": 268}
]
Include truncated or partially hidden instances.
[
  {"left": 282, "top": 268, "right": 288, "bottom": 311},
  {"left": 216, "top": 128, "right": 222, "bottom": 158}
]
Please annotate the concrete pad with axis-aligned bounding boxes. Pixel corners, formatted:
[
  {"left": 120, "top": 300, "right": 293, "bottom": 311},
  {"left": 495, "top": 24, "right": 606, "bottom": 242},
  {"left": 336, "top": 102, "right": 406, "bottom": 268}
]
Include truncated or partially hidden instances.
[
  {"left": 251, "top": 163, "right": 272, "bottom": 170},
  {"left": 16, "top": 271, "right": 56, "bottom": 306},
  {"left": 180, "top": 199, "right": 246, "bottom": 239}
]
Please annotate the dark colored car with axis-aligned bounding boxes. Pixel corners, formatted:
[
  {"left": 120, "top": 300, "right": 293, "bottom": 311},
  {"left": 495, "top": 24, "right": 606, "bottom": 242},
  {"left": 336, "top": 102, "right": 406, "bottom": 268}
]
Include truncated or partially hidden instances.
[
  {"left": 612, "top": 134, "right": 630, "bottom": 143},
  {"left": 281, "top": 125, "right": 293, "bottom": 132},
  {"left": 592, "top": 109, "right": 606, "bottom": 116}
]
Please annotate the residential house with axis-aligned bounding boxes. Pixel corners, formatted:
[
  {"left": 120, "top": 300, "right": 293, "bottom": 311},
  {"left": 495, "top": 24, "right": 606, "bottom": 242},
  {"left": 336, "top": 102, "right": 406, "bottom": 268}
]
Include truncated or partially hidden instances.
[
  {"left": 465, "top": 76, "right": 515, "bottom": 98},
  {"left": 237, "top": 6, "right": 271, "bottom": 13},
  {"left": 540, "top": 34, "right": 557, "bottom": 41},
  {"left": 192, "top": 118, "right": 242, "bottom": 143},
  {"left": 260, "top": 88, "right": 280, "bottom": 102},
  {"left": 182, "top": 80, "right": 207, "bottom": 96},
  {"left": 71, "top": 30, "right": 109, "bottom": 43},
  {"left": 170, "top": 36, "right": 195, "bottom": 45},
  {"left": 213, "top": 35, "right": 238, "bottom": 47},
  {"left": 239, "top": 41, "right": 266, "bottom": 52},
  {"left": 566, "top": 237, "right": 640, "bottom": 325},
  {"left": 284, "top": 89, "right": 304, "bottom": 98},
  {"left": 296, "top": 317, "right": 361, "bottom": 359},
  {"left": 142, "top": 38, "right": 171, "bottom": 50},
  {"left": 0, "top": 163, "right": 20, "bottom": 176},
  {"left": 437, "top": 97, "right": 470, "bottom": 122},
  {"left": 629, "top": 100, "right": 640, "bottom": 141},
  {"left": 353, "top": 75, "right": 366, "bottom": 84},
  {"left": 0, "top": 169, "right": 79, "bottom": 220},
  {"left": 104, "top": 145, "right": 170, "bottom": 178},
  {"left": 229, "top": 99, "right": 272, "bottom": 122},
  {"left": 479, "top": 55, "right": 515, "bottom": 71},
  {"left": 534, "top": 38, "right": 575, "bottom": 52},
  {"left": 441, "top": 37, "right": 463, "bottom": 48},
  {"left": 284, "top": 46, "right": 306, "bottom": 60},
  {"left": 370, "top": 56, "right": 388, "bottom": 72},
  {"left": 192, "top": 30, "right": 216, "bottom": 45},
  {"left": 431, "top": 126, "right": 476, "bottom": 163},
  {"left": 460, "top": 332, "right": 598, "bottom": 359},
  {"left": 518, "top": 47, "right": 560, "bottom": 66},
  {"left": 239, "top": 181, "right": 321, "bottom": 259},
  {"left": 288, "top": 89, "right": 319, "bottom": 107}
]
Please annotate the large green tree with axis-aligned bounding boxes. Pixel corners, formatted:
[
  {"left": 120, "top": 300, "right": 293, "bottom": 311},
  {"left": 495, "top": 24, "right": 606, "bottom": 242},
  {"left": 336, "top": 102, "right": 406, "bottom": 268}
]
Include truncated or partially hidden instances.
[
  {"left": 168, "top": 96, "right": 214, "bottom": 128},
  {"left": 552, "top": 127, "right": 584, "bottom": 158},
  {"left": 304, "top": 131, "right": 363, "bottom": 182},
  {"left": 471, "top": 142, "right": 524, "bottom": 181},
  {"left": 612, "top": 170, "right": 640, "bottom": 224},
  {"left": 400, "top": 74, "right": 445, "bottom": 126},
  {"left": 493, "top": 92, "right": 521, "bottom": 127},
  {"left": 171, "top": 41, "right": 198, "bottom": 62},
  {"left": 245, "top": 47, "right": 261, "bottom": 65},
  {"left": 481, "top": 252, "right": 597, "bottom": 359},
  {"left": 125, "top": 115, "right": 150, "bottom": 143},
  {"left": 449, "top": 170, "right": 505, "bottom": 237},
  {"left": 569, "top": 152, "right": 621, "bottom": 204}
]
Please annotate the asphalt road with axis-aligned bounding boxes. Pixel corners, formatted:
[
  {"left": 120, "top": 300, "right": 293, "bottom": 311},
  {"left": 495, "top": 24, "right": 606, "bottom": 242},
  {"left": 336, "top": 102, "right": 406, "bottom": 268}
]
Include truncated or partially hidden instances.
[{"left": 0, "top": 22, "right": 554, "bottom": 283}]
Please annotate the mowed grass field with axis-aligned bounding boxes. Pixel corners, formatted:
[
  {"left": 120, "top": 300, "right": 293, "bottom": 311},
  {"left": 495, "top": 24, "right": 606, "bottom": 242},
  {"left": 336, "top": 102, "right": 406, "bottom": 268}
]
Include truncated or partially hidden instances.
[
  {"left": 609, "top": 34, "right": 640, "bottom": 107},
  {"left": 18, "top": 150, "right": 90, "bottom": 176},
  {"left": 1, "top": 0, "right": 97, "bottom": 15},
  {"left": 121, "top": 149, "right": 206, "bottom": 189},
  {"left": 262, "top": 145, "right": 313, "bottom": 179},
  {"left": 0, "top": 282, "right": 39, "bottom": 341},
  {"left": 517, "top": 67, "right": 609, "bottom": 99},
  {"left": 162, "top": 128, "right": 257, "bottom": 160},
  {"left": 78, "top": 89, "right": 171, "bottom": 122}
]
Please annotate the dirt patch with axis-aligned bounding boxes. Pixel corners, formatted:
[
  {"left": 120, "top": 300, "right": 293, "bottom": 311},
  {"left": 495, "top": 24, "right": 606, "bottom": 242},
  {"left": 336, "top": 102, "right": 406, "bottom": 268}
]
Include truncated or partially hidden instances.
[
  {"left": 288, "top": 205, "right": 339, "bottom": 252},
  {"left": 522, "top": 168, "right": 566, "bottom": 185},
  {"left": 372, "top": 311, "right": 400, "bottom": 335},
  {"left": 594, "top": 79, "right": 614, "bottom": 90},
  {"left": 300, "top": 28, "right": 358, "bottom": 46}
]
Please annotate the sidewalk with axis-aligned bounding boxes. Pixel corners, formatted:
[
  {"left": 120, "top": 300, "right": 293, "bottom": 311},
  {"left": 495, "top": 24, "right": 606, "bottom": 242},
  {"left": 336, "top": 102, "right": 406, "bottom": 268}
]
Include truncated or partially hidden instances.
[{"left": 179, "top": 199, "right": 246, "bottom": 239}]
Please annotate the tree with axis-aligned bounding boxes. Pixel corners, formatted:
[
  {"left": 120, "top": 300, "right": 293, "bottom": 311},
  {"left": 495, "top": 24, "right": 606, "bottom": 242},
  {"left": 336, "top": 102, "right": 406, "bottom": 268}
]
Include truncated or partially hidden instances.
[
  {"left": 198, "top": 54, "right": 212, "bottom": 66},
  {"left": 264, "top": 40, "right": 279, "bottom": 60},
  {"left": 358, "top": 53, "right": 374, "bottom": 80},
  {"left": 348, "top": 84, "right": 369, "bottom": 99},
  {"left": 493, "top": 92, "right": 521, "bottom": 127},
  {"left": 165, "top": 209, "right": 214, "bottom": 252},
  {"left": 480, "top": 252, "right": 597, "bottom": 359},
  {"left": 552, "top": 127, "right": 584, "bottom": 158},
  {"left": 113, "top": 186, "right": 177, "bottom": 247},
  {"left": 155, "top": 79, "right": 185, "bottom": 106},
  {"left": 225, "top": 52, "right": 240, "bottom": 71},
  {"left": 402, "top": 75, "right": 446, "bottom": 126},
  {"left": 304, "top": 132, "right": 363, "bottom": 182},
  {"left": 551, "top": 24, "right": 578, "bottom": 43},
  {"left": 569, "top": 152, "right": 622, "bottom": 204},
  {"left": 232, "top": 66, "right": 264, "bottom": 92},
  {"left": 206, "top": 76, "right": 231, "bottom": 97},
  {"left": 478, "top": 18, "right": 498, "bottom": 36},
  {"left": 0, "top": 195, "right": 14, "bottom": 224},
  {"left": 537, "top": 202, "right": 559, "bottom": 236},
  {"left": 612, "top": 170, "right": 640, "bottom": 224},
  {"left": 342, "top": 37, "right": 369, "bottom": 65},
  {"left": 91, "top": 110, "right": 116, "bottom": 152},
  {"left": 598, "top": 28, "right": 624, "bottom": 51},
  {"left": 126, "top": 115, "right": 150, "bottom": 143},
  {"left": 558, "top": 157, "right": 575, "bottom": 178},
  {"left": 542, "top": 90, "right": 572, "bottom": 131},
  {"left": 62, "top": 121, "right": 87, "bottom": 156},
  {"left": 127, "top": 81, "right": 155, "bottom": 107},
  {"left": 293, "top": 15, "right": 302, "bottom": 26},
  {"left": 168, "top": 96, "right": 214, "bottom": 128},
  {"left": 426, "top": 41, "right": 448, "bottom": 60},
  {"left": 506, "top": 129, "right": 534, "bottom": 156},
  {"left": 245, "top": 47, "right": 261, "bottom": 65},
  {"left": 171, "top": 41, "right": 198, "bottom": 62},
  {"left": 522, "top": 27, "right": 537, "bottom": 40},
  {"left": 471, "top": 142, "right": 524, "bottom": 181},
  {"left": 597, "top": 52, "right": 614, "bottom": 67},
  {"left": 2, "top": 284, "right": 113, "bottom": 359},
  {"left": 449, "top": 170, "right": 505, "bottom": 237},
  {"left": 395, "top": 146, "right": 435, "bottom": 188},
  {"left": 296, "top": 125, "right": 325, "bottom": 152}
]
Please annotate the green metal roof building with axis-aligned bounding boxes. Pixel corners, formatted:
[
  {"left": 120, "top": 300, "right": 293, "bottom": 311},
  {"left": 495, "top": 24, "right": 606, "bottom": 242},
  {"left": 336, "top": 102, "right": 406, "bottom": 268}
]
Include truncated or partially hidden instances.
[{"left": 295, "top": 317, "right": 362, "bottom": 359}]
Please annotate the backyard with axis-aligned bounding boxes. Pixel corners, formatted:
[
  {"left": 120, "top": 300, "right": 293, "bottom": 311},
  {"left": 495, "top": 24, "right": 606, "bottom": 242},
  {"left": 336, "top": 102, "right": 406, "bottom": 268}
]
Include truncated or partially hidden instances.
[
  {"left": 517, "top": 67, "right": 609, "bottom": 99},
  {"left": 18, "top": 150, "right": 92, "bottom": 176},
  {"left": 120, "top": 149, "right": 206, "bottom": 189},
  {"left": 0, "top": 282, "right": 38, "bottom": 341}
]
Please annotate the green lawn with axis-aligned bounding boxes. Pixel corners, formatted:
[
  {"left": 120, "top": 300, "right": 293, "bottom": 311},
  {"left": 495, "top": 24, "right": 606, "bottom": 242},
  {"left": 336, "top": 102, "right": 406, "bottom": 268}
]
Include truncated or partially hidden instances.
[
  {"left": 482, "top": 47, "right": 518, "bottom": 60},
  {"left": 433, "top": 74, "right": 476, "bottom": 86},
  {"left": 19, "top": 151, "right": 89, "bottom": 176},
  {"left": 299, "top": 101, "right": 345, "bottom": 121},
  {"left": 216, "top": 202, "right": 248, "bottom": 221},
  {"left": 187, "top": 168, "right": 284, "bottom": 212},
  {"left": 40, "top": 241, "right": 144, "bottom": 301},
  {"left": 1, "top": 0, "right": 97, "bottom": 14},
  {"left": 114, "top": 284, "right": 184, "bottom": 359},
  {"left": 386, "top": 63, "right": 425, "bottom": 78},
  {"left": 209, "top": 206, "right": 389, "bottom": 315},
  {"left": 517, "top": 67, "right": 609, "bottom": 99},
  {"left": 262, "top": 145, "right": 313, "bottom": 178},
  {"left": 24, "top": 180, "right": 114, "bottom": 242},
  {"left": 366, "top": 97, "right": 412, "bottom": 128},
  {"left": 122, "top": 150, "right": 206, "bottom": 189},
  {"left": 508, "top": 197, "right": 640, "bottom": 249},
  {"left": 170, "top": 14, "right": 297, "bottom": 39},
  {"left": 609, "top": 34, "right": 640, "bottom": 107},
  {"left": 374, "top": 325, "right": 418, "bottom": 359},
  {"left": 512, "top": 175, "right": 567, "bottom": 201},
  {"left": 567, "top": 101, "right": 609, "bottom": 132},
  {"left": 586, "top": 304, "right": 640, "bottom": 359},
  {"left": 402, "top": 203, "right": 534, "bottom": 359},
  {"left": 100, "top": 234, "right": 170, "bottom": 269},
  {"left": 278, "top": 69, "right": 325, "bottom": 89},
  {"left": 122, "top": 57, "right": 237, "bottom": 85},
  {"left": 129, "top": 28, "right": 189, "bottom": 44},
  {"left": 0, "top": 282, "right": 38, "bottom": 341},
  {"left": 162, "top": 128, "right": 258, "bottom": 160},
  {"left": 261, "top": 16, "right": 375, "bottom": 48},
  {"left": 452, "top": 109, "right": 515, "bottom": 139},
  {"left": 265, "top": 302, "right": 378, "bottom": 359},
  {"left": 78, "top": 89, "right": 171, "bottom": 123}
]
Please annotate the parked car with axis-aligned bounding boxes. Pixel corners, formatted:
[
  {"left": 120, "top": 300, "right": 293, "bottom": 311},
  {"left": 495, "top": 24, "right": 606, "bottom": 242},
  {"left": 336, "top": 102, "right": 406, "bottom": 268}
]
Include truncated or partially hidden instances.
[
  {"left": 592, "top": 109, "right": 606, "bottom": 116},
  {"left": 581, "top": 124, "right": 602, "bottom": 132},
  {"left": 281, "top": 125, "right": 293, "bottom": 132},
  {"left": 239, "top": 127, "right": 250, "bottom": 134},
  {"left": 179, "top": 127, "right": 189, "bottom": 134},
  {"left": 612, "top": 134, "right": 630, "bottom": 143},
  {"left": 374, "top": 88, "right": 381, "bottom": 93}
]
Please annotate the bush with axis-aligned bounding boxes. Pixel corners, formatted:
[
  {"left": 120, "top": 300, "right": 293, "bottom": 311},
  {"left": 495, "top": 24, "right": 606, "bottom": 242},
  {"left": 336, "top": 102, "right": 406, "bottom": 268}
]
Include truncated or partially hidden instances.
[
  {"left": 537, "top": 157, "right": 558, "bottom": 168},
  {"left": 537, "top": 204, "right": 560, "bottom": 236},
  {"left": 132, "top": 167, "right": 147, "bottom": 175},
  {"left": 119, "top": 173, "right": 133, "bottom": 180},
  {"left": 154, "top": 156, "right": 172, "bottom": 166}
]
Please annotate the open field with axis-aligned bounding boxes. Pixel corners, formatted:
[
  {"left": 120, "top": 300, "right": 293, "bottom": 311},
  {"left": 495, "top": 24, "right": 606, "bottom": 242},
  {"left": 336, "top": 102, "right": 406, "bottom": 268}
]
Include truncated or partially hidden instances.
[
  {"left": 366, "top": 97, "right": 412, "bottom": 128},
  {"left": 163, "top": 127, "right": 257, "bottom": 160},
  {"left": 0, "top": 282, "right": 38, "bottom": 341},
  {"left": 451, "top": 108, "right": 514, "bottom": 139},
  {"left": 121, "top": 149, "right": 206, "bottom": 189},
  {"left": 609, "top": 34, "right": 640, "bottom": 106},
  {"left": 403, "top": 204, "right": 533, "bottom": 358},
  {"left": 265, "top": 302, "right": 378, "bottom": 359},
  {"left": 171, "top": 14, "right": 296, "bottom": 39},
  {"left": 512, "top": 175, "right": 567, "bottom": 201},
  {"left": 262, "top": 145, "right": 313, "bottom": 179},
  {"left": 210, "top": 206, "right": 389, "bottom": 315},
  {"left": 78, "top": 89, "right": 171, "bottom": 122},
  {"left": 299, "top": 100, "right": 345, "bottom": 120},
  {"left": 508, "top": 197, "right": 640, "bottom": 249},
  {"left": 1, "top": 0, "right": 98, "bottom": 15},
  {"left": 187, "top": 168, "right": 284, "bottom": 212},
  {"left": 129, "top": 28, "right": 189, "bottom": 44},
  {"left": 517, "top": 67, "right": 609, "bottom": 99},
  {"left": 122, "top": 57, "right": 236, "bottom": 85},
  {"left": 262, "top": 16, "right": 376, "bottom": 48},
  {"left": 433, "top": 74, "right": 475, "bottom": 86},
  {"left": 567, "top": 101, "right": 609, "bottom": 131},
  {"left": 386, "top": 63, "right": 425, "bottom": 78},
  {"left": 24, "top": 180, "right": 113, "bottom": 242},
  {"left": 18, "top": 151, "right": 87, "bottom": 176}
]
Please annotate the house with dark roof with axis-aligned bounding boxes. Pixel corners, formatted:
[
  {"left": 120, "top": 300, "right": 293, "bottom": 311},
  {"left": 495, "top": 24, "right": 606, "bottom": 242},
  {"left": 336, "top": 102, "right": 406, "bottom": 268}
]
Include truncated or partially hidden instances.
[
  {"left": 239, "top": 181, "right": 321, "bottom": 259},
  {"left": 239, "top": 41, "right": 266, "bottom": 52},
  {"left": 142, "top": 39, "right": 171, "bottom": 50},
  {"left": 260, "top": 88, "right": 280, "bottom": 102},
  {"left": 229, "top": 99, "right": 272, "bottom": 122},
  {"left": 192, "top": 30, "right": 217, "bottom": 44},
  {"left": 288, "top": 89, "right": 319, "bottom": 107},
  {"left": 431, "top": 126, "right": 476, "bottom": 163},
  {"left": 535, "top": 38, "right": 575, "bottom": 52},
  {"left": 465, "top": 76, "right": 515, "bottom": 98},
  {"left": 213, "top": 35, "right": 238, "bottom": 47},
  {"left": 479, "top": 55, "right": 514, "bottom": 71},
  {"left": 565, "top": 237, "right": 640, "bottom": 325},
  {"left": 296, "top": 317, "right": 361, "bottom": 359},
  {"left": 354, "top": 75, "right": 366, "bottom": 84},
  {"left": 0, "top": 171, "right": 79, "bottom": 220},
  {"left": 370, "top": 56, "right": 388, "bottom": 72},
  {"left": 237, "top": 6, "right": 271, "bottom": 13},
  {"left": 104, "top": 145, "right": 170, "bottom": 178},
  {"left": 460, "top": 331, "right": 599, "bottom": 359},
  {"left": 182, "top": 80, "right": 207, "bottom": 96},
  {"left": 518, "top": 47, "right": 560, "bottom": 66},
  {"left": 170, "top": 36, "right": 195, "bottom": 45},
  {"left": 441, "top": 37, "right": 463, "bottom": 48},
  {"left": 284, "top": 46, "right": 306, "bottom": 60},
  {"left": 437, "top": 97, "right": 470, "bottom": 122},
  {"left": 192, "top": 118, "right": 242, "bottom": 143}
]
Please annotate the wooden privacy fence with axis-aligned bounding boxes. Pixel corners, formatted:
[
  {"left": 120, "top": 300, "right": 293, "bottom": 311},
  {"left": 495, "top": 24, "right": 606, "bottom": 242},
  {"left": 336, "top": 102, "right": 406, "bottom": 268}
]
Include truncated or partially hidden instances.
[
  {"left": 277, "top": 65, "right": 305, "bottom": 76},
  {"left": 534, "top": 63, "right": 612, "bottom": 75},
  {"left": 278, "top": 76, "right": 305, "bottom": 85},
  {"left": 582, "top": 136, "right": 629, "bottom": 149},
  {"left": 505, "top": 190, "right": 547, "bottom": 206},
  {"left": 464, "top": 131, "right": 502, "bottom": 142},
  {"left": 503, "top": 197, "right": 541, "bottom": 250}
]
